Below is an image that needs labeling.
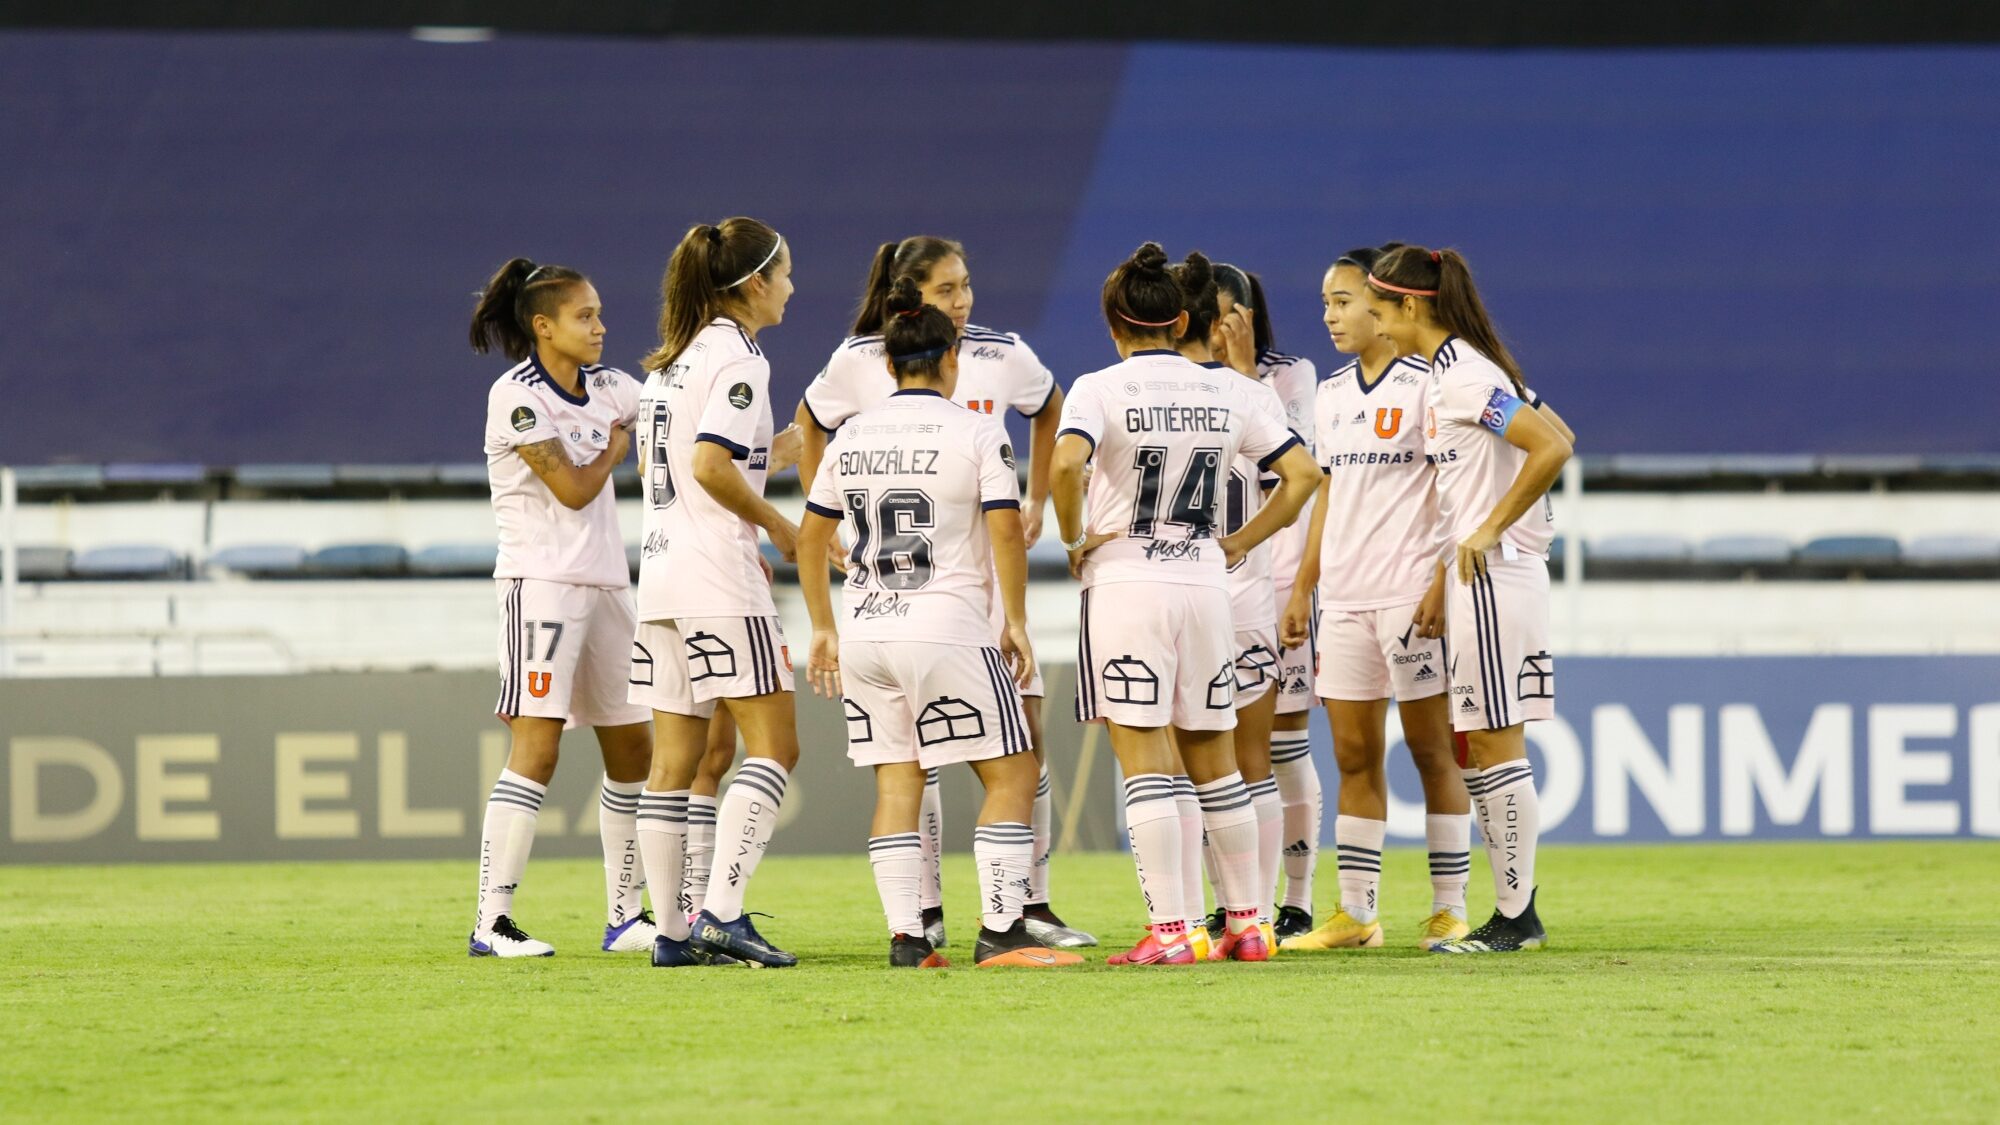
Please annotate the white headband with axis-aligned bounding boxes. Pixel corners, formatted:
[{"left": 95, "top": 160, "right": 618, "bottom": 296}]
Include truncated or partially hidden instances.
[{"left": 723, "top": 237, "right": 783, "bottom": 290}]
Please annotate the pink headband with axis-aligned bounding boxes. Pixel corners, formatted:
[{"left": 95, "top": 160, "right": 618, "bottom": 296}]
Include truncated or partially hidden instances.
[
  {"left": 1367, "top": 273, "right": 1438, "bottom": 298},
  {"left": 1116, "top": 309, "right": 1181, "bottom": 328}
]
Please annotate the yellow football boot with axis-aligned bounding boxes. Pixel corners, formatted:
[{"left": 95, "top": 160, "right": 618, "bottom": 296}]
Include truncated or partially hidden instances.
[
  {"left": 1417, "top": 909, "right": 1471, "bottom": 951},
  {"left": 1277, "top": 908, "right": 1384, "bottom": 951}
]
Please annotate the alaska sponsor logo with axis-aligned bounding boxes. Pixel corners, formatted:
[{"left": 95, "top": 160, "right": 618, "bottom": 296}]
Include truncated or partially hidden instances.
[
  {"left": 1142, "top": 539, "right": 1203, "bottom": 561},
  {"left": 728, "top": 381, "right": 754, "bottom": 409},
  {"left": 970, "top": 345, "right": 1005, "bottom": 361},
  {"left": 510, "top": 406, "right": 537, "bottom": 432},
  {"left": 1392, "top": 371, "right": 1420, "bottom": 386}
]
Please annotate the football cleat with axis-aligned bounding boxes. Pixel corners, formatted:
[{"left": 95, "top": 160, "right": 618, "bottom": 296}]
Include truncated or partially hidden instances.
[
  {"left": 1418, "top": 909, "right": 1471, "bottom": 951},
  {"left": 1215, "top": 923, "right": 1271, "bottom": 962},
  {"left": 1278, "top": 909, "right": 1384, "bottom": 951},
  {"left": 890, "top": 933, "right": 949, "bottom": 968},
  {"left": 1188, "top": 926, "right": 1214, "bottom": 963},
  {"left": 1432, "top": 891, "right": 1546, "bottom": 954},
  {"left": 650, "top": 933, "right": 705, "bottom": 967},
  {"left": 602, "top": 910, "right": 660, "bottom": 952},
  {"left": 1273, "top": 905, "right": 1314, "bottom": 941},
  {"left": 1203, "top": 909, "right": 1227, "bottom": 943},
  {"left": 922, "top": 906, "right": 948, "bottom": 949},
  {"left": 1023, "top": 905, "right": 1097, "bottom": 949},
  {"left": 975, "top": 921, "right": 1082, "bottom": 967},
  {"left": 1107, "top": 928, "right": 1196, "bottom": 966},
  {"left": 690, "top": 910, "right": 797, "bottom": 968},
  {"left": 469, "top": 915, "right": 554, "bottom": 958}
]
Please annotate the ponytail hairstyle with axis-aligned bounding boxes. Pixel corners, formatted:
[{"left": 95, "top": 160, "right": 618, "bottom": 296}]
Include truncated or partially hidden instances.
[
  {"left": 642, "top": 217, "right": 783, "bottom": 373},
  {"left": 880, "top": 276, "right": 958, "bottom": 383},
  {"left": 852, "top": 236, "right": 966, "bottom": 336},
  {"left": 1365, "top": 244, "right": 1526, "bottom": 394},
  {"left": 468, "top": 258, "right": 588, "bottom": 361},
  {"left": 1165, "top": 251, "right": 1218, "bottom": 346},
  {"left": 1243, "top": 272, "right": 1275, "bottom": 355}
]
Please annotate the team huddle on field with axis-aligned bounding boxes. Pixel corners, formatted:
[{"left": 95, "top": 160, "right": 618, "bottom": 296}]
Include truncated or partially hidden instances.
[{"left": 464, "top": 218, "right": 1575, "bottom": 969}]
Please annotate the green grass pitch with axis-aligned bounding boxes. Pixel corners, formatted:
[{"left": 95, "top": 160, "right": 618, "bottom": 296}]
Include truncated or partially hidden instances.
[{"left": 5, "top": 843, "right": 1997, "bottom": 1122}]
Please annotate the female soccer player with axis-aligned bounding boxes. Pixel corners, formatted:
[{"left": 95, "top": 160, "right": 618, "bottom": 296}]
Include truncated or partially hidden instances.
[
  {"left": 628, "top": 217, "right": 808, "bottom": 968},
  {"left": 467, "top": 258, "right": 658, "bottom": 958},
  {"left": 1235, "top": 270, "right": 1323, "bottom": 941},
  {"left": 798, "top": 277, "right": 1078, "bottom": 969},
  {"left": 795, "top": 237, "right": 1091, "bottom": 951},
  {"left": 1053, "top": 243, "right": 1320, "bottom": 965},
  {"left": 1277, "top": 245, "right": 1471, "bottom": 952},
  {"left": 1357, "top": 244, "right": 1573, "bottom": 954},
  {"left": 1170, "top": 260, "right": 1287, "bottom": 954}
]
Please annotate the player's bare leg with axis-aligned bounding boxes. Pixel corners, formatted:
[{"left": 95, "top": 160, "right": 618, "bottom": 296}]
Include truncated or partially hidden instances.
[
  {"left": 1434, "top": 724, "right": 1546, "bottom": 954},
  {"left": 1400, "top": 693, "right": 1472, "bottom": 948},
  {"left": 594, "top": 720, "right": 657, "bottom": 951},
  {"left": 470, "top": 716, "right": 563, "bottom": 957}
]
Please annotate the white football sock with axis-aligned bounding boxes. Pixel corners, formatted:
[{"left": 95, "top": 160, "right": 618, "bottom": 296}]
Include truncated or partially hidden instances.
[
  {"left": 703, "top": 759, "right": 789, "bottom": 923},
  {"left": 682, "top": 794, "right": 718, "bottom": 919},
  {"left": 1334, "top": 814, "right": 1387, "bottom": 923},
  {"left": 476, "top": 768, "right": 544, "bottom": 932},
  {"left": 1194, "top": 773, "right": 1262, "bottom": 932},
  {"left": 1468, "top": 761, "right": 1540, "bottom": 918},
  {"left": 1028, "top": 765, "right": 1053, "bottom": 905},
  {"left": 1426, "top": 812, "right": 1473, "bottom": 917},
  {"left": 867, "top": 832, "right": 924, "bottom": 938},
  {"left": 598, "top": 778, "right": 645, "bottom": 926},
  {"left": 973, "top": 821, "right": 1034, "bottom": 933},
  {"left": 1248, "top": 775, "right": 1282, "bottom": 923},
  {"left": 1123, "top": 774, "right": 1185, "bottom": 930},
  {"left": 918, "top": 768, "right": 944, "bottom": 912},
  {"left": 1271, "top": 732, "right": 1321, "bottom": 912},
  {"left": 1173, "top": 776, "right": 1205, "bottom": 929},
  {"left": 636, "top": 789, "right": 690, "bottom": 940}
]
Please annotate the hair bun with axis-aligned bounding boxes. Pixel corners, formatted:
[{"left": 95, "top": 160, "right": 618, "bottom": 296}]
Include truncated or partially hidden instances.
[
  {"left": 1178, "top": 250, "right": 1213, "bottom": 290},
  {"left": 1130, "top": 242, "right": 1169, "bottom": 274},
  {"left": 704, "top": 225, "right": 723, "bottom": 247},
  {"left": 884, "top": 275, "right": 926, "bottom": 319}
]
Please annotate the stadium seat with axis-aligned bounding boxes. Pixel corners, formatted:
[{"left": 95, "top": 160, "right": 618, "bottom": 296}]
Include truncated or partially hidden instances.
[
  {"left": 1582, "top": 534, "right": 1693, "bottom": 579},
  {"left": 208, "top": 543, "right": 309, "bottom": 577},
  {"left": 1795, "top": 534, "right": 1901, "bottom": 578},
  {"left": 304, "top": 542, "right": 408, "bottom": 577},
  {"left": 1903, "top": 535, "right": 2000, "bottom": 578},
  {"left": 14, "top": 544, "right": 73, "bottom": 580},
  {"left": 71, "top": 544, "right": 186, "bottom": 579},
  {"left": 1691, "top": 535, "right": 1795, "bottom": 578},
  {"left": 13, "top": 464, "right": 106, "bottom": 491},
  {"left": 103, "top": 462, "right": 206, "bottom": 486},
  {"left": 333, "top": 464, "right": 438, "bottom": 487},
  {"left": 234, "top": 464, "right": 338, "bottom": 490},
  {"left": 436, "top": 463, "right": 491, "bottom": 487},
  {"left": 409, "top": 542, "right": 499, "bottom": 577}
]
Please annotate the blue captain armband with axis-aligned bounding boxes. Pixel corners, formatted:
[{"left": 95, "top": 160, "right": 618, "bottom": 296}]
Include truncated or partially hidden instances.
[{"left": 1478, "top": 387, "right": 1525, "bottom": 433}]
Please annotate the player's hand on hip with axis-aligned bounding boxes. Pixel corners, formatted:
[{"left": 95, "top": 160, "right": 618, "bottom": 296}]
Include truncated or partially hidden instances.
[
  {"left": 1219, "top": 532, "right": 1248, "bottom": 570},
  {"left": 1067, "top": 531, "right": 1119, "bottom": 579},
  {"left": 767, "top": 423, "right": 804, "bottom": 474},
  {"left": 758, "top": 553, "right": 775, "bottom": 585},
  {"left": 806, "top": 632, "right": 841, "bottom": 698},
  {"left": 1455, "top": 527, "right": 1500, "bottom": 583},
  {"left": 1003, "top": 623, "right": 1036, "bottom": 689}
]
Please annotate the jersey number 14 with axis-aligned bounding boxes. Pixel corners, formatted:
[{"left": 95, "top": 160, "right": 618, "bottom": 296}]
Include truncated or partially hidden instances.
[{"left": 1131, "top": 445, "right": 1222, "bottom": 538}]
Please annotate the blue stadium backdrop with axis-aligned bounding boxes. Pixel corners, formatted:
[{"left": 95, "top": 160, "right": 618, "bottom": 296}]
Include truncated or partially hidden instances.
[{"left": 7, "top": 32, "right": 1999, "bottom": 464}]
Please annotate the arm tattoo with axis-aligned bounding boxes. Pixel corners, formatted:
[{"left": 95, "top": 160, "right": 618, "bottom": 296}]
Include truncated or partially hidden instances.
[{"left": 516, "top": 438, "right": 567, "bottom": 479}]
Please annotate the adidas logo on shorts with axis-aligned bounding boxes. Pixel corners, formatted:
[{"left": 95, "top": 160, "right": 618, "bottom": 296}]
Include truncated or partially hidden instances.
[
  {"left": 1415, "top": 664, "right": 1437, "bottom": 683},
  {"left": 1459, "top": 696, "right": 1478, "bottom": 713}
]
